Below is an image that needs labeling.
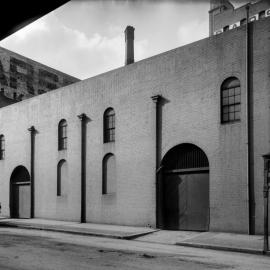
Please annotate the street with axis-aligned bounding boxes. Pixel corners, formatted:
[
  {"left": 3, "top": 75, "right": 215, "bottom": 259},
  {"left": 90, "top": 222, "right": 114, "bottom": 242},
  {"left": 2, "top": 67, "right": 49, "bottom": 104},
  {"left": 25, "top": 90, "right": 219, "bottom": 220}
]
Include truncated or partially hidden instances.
[{"left": 0, "top": 227, "right": 269, "bottom": 270}]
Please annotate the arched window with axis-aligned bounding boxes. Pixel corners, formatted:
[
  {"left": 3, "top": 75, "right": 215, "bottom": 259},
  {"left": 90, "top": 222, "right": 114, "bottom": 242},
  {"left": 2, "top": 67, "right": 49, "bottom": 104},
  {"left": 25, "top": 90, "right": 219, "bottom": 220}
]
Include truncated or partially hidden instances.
[
  {"left": 58, "top": 119, "right": 67, "bottom": 150},
  {"left": 103, "top": 108, "right": 115, "bottom": 143},
  {"left": 102, "top": 153, "right": 116, "bottom": 194},
  {"left": 221, "top": 77, "right": 241, "bottom": 123},
  {"left": 57, "top": 159, "right": 66, "bottom": 196},
  {"left": 0, "top": 135, "right": 5, "bottom": 160}
]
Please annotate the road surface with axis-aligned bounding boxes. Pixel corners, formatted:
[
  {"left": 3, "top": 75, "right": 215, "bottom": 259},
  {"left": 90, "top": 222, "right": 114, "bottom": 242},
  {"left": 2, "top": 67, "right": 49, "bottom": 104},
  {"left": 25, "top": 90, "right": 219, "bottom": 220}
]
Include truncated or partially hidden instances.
[{"left": 0, "top": 227, "right": 269, "bottom": 270}]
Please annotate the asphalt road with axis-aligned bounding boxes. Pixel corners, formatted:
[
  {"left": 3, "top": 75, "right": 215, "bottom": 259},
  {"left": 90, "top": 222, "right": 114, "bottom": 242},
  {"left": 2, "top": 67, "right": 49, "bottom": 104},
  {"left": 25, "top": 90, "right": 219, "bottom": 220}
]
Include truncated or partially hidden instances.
[{"left": 0, "top": 228, "right": 269, "bottom": 270}]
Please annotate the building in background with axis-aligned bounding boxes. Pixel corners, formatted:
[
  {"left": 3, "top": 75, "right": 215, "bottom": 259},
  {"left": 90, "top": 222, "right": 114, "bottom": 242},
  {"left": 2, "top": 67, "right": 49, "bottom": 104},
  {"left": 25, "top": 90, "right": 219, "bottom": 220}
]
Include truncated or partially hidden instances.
[
  {"left": 209, "top": 0, "right": 270, "bottom": 35},
  {"left": 0, "top": 0, "right": 269, "bottom": 235},
  {"left": 0, "top": 46, "right": 79, "bottom": 107}
]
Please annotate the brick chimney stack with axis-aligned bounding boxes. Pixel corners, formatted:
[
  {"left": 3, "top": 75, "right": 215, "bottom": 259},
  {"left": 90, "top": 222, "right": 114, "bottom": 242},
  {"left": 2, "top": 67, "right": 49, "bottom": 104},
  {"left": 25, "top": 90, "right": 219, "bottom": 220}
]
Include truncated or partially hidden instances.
[{"left": 125, "top": 25, "right": 135, "bottom": 65}]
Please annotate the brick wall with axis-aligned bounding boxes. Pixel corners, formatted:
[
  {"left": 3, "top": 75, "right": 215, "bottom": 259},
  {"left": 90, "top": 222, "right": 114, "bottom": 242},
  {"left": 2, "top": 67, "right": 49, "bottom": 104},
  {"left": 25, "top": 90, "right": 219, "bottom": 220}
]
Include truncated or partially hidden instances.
[{"left": 0, "top": 18, "right": 268, "bottom": 233}]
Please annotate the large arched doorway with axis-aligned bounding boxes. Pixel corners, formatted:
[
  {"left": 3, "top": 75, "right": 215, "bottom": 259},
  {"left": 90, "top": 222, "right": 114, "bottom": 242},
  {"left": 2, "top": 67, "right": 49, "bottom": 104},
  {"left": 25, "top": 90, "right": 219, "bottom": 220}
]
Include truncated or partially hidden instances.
[
  {"left": 159, "top": 143, "right": 209, "bottom": 231},
  {"left": 10, "top": 166, "right": 31, "bottom": 218}
]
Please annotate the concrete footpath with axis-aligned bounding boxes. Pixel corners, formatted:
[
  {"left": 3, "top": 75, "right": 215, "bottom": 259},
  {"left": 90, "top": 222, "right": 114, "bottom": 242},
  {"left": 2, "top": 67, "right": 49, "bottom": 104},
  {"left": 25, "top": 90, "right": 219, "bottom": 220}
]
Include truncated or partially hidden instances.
[
  {"left": 0, "top": 218, "right": 269, "bottom": 256},
  {"left": 0, "top": 218, "right": 157, "bottom": 239}
]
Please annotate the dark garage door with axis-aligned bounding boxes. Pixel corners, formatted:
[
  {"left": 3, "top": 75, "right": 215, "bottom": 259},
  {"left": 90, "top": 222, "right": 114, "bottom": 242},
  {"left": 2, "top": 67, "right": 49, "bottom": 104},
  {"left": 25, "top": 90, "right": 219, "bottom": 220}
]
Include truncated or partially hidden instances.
[
  {"left": 163, "top": 172, "right": 209, "bottom": 231},
  {"left": 160, "top": 143, "right": 209, "bottom": 231}
]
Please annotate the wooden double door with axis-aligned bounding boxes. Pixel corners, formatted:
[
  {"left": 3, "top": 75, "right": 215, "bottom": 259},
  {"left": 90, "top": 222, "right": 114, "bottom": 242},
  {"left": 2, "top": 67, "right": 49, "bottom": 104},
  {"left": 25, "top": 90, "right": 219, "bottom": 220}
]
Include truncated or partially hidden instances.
[
  {"left": 11, "top": 183, "right": 31, "bottom": 218},
  {"left": 10, "top": 166, "right": 31, "bottom": 219},
  {"left": 162, "top": 172, "right": 209, "bottom": 231}
]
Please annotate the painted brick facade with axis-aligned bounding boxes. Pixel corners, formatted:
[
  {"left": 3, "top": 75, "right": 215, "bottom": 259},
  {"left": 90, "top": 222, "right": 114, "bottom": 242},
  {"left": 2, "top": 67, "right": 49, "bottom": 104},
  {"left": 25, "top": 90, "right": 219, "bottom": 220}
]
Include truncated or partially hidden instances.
[{"left": 0, "top": 17, "right": 269, "bottom": 234}]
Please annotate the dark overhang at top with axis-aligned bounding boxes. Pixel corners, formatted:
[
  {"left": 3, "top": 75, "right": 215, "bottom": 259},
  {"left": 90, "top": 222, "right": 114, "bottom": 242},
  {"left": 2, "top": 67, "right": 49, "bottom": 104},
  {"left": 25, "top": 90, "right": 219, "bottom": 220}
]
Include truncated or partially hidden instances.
[{"left": 0, "top": 1, "right": 69, "bottom": 41}]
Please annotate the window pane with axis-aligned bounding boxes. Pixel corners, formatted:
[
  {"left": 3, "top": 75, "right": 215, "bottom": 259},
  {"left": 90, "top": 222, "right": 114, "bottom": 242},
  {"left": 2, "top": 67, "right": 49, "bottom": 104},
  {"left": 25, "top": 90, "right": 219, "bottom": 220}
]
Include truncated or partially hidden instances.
[
  {"left": 221, "top": 78, "right": 241, "bottom": 123},
  {"left": 228, "top": 96, "right": 234, "bottom": 105},
  {"left": 229, "top": 88, "right": 235, "bottom": 96},
  {"left": 223, "top": 97, "right": 228, "bottom": 105},
  {"left": 108, "top": 117, "right": 113, "bottom": 128},
  {"left": 105, "top": 118, "right": 109, "bottom": 129},
  {"left": 234, "top": 87, "right": 240, "bottom": 95},
  {"left": 59, "top": 121, "right": 67, "bottom": 150},
  {"left": 223, "top": 113, "right": 229, "bottom": 122},
  {"left": 224, "top": 78, "right": 240, "bottom": 89},
  {"left": 104, "top": 109, "right": 115, "bottom": 143},
  {"left": 222, "top": 90, "right": 229, "bottom": 97},
  {"left": 234, "top": 95, "right": 240, "bottom": 103},
  {"left": 63, "top": 126, "right": 67, "bottom": 137},
  {"left": 223, "top": 106, "right": 229, "bottom": 113},
  {"left": 0, "top": 136, "right": 5, "bottom": 159},
  {"left": 229, "top": 106, "right": 235, "bottom": 112},
  {"left": 234, "top": 104, "right": 240, "bottom": 112},
  {"left": 63, "top": 138, "right": 67, "bottom": 149}
]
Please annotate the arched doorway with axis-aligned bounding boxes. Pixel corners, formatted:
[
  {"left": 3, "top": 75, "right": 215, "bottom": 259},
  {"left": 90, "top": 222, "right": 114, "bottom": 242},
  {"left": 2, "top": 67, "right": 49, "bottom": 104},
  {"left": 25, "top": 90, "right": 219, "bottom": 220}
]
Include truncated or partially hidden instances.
[
  {"left": 159, "top": 143, "right": 209, "bottom": 231},
  {"left": 10, "top": 166, "right": 31, "bottom": 218}
]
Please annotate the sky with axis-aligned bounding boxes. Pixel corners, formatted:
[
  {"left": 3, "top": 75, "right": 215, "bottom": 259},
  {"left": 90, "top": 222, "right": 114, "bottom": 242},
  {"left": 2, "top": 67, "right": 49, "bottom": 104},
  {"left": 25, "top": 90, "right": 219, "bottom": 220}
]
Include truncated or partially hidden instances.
[{"left": 0, "top": 0, "right": 250, "bottom": 80}]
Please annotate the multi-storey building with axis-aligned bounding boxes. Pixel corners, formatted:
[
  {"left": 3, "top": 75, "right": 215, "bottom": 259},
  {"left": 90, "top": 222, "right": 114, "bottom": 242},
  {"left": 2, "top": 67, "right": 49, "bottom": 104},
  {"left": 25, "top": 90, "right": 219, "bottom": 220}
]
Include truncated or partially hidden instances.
[{"left": 0, "top": 46, "right": 79, "bottom": 107}]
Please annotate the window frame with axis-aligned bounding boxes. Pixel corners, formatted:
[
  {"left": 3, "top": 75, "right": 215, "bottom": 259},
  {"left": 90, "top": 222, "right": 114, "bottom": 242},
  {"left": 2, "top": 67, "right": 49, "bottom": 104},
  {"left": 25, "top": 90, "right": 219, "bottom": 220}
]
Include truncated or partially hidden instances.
[
  {"left": 221, "top": 77, "right": 241, "bottom": 124},
  {"left": 103, "top": 108, "right": 115, "bottom": 143},
  {"left": 58, "top": 119, "right": 67, "bottom": 150},
  {"left": 0, "top": 135, "right": 5, "bottom": 160}
]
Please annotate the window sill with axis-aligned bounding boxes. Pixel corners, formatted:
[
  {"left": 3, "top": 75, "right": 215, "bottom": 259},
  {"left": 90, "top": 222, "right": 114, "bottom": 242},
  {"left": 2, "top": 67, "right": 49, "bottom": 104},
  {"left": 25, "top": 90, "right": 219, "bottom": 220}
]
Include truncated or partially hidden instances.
[
  {"left": 221, "top": 120, "right": 240, "bottom": 125},
  {"left": 103, "top": 141, "right": 115, "bottom": 144}
]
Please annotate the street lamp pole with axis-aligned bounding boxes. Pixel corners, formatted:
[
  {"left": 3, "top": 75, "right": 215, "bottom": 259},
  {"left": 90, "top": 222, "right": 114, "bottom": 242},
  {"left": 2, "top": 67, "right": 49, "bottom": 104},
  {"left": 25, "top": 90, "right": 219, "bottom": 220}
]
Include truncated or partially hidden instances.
[{"left": 262, "top": 153, "right": 270, "bottom": 253}]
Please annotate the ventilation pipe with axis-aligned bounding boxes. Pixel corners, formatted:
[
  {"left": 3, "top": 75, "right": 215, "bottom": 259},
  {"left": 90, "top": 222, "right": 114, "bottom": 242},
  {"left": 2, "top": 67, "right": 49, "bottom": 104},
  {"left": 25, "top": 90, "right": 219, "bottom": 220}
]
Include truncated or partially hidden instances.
[{"left": 125, "top": 25, "right": 135, "bottom": 65}]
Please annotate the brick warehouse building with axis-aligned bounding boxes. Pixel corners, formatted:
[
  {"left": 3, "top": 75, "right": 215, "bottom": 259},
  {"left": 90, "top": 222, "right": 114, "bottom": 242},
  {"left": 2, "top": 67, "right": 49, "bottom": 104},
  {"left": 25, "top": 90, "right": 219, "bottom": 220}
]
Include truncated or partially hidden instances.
[
  {"left": 0, "top": 0, "right": 269, "bottom": 234},
  {"left": 0, "top": 46, "right": 79, "bottom": 107}
]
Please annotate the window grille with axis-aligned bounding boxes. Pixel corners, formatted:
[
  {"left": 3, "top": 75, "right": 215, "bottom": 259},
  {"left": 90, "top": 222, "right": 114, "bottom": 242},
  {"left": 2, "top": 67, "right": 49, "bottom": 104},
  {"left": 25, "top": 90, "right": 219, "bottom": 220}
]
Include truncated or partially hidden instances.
[
  {"left": 221, "top": 77, "right": 241, "bottom": 123},
  {"left": 162, "top": 144, "right": 209, "bottom": 171},
  {"left": 58, "top": 119, "right": 67, "bottom": 150},
  {"left": 104, "top": 108, "right": 115, "bottom": 143},
  {"left": 0, "top": 135, "right": 4, "bottom": 160}
]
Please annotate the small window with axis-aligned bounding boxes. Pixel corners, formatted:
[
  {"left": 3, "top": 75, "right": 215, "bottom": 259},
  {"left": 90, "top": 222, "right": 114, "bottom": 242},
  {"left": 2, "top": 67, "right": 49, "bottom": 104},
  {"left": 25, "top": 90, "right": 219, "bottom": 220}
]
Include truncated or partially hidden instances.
[
  {"left": 57, "top": 159, "right": 66, "bottom": 196},
  {"left": 240, "top": 18, "right": 247, "bottom": 25},
  {"left": 58, "top": 119, "right": 67, "bottom": 150},
  {"left": 103, "top": 108, "right": 115, "bottom": 143},
  {"left": 0, "top": 135, "right": 5, "bottom": 160},
  {"left": 259, "top": 10, "right": 266, "bottom": 19},
  {"left": 102, "top": 153, "right": 116, "bottom": 195},
  {"left": 221, "top": 77, "right": 241, "bottom": 123},
  {"left": 223, "top": 25, "right": 229, "bottom": 32}
]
